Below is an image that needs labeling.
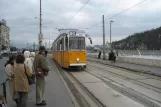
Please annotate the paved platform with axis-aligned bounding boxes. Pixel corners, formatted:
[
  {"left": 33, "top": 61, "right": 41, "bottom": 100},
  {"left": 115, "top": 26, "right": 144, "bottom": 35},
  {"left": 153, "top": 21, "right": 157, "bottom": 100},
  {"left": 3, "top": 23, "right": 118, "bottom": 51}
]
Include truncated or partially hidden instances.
[
  {"left": 7, "top": 58, "right": 75, "bottom": 107},
  {"left": 0, "top": 59, "right": 7, "bottom": 82},
  {"left": 88, "top": 57, "right": 161, "bottom": 76}
]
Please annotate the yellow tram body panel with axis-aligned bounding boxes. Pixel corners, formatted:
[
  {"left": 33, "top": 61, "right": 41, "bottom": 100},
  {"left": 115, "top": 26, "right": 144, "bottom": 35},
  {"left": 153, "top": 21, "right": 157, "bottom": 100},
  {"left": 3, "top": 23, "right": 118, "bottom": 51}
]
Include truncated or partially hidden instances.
[
  {"left": 52, "top": 29, "right": 92, "bottom": 69},
  {"left": 52, "top": 51, "right": 87, "bottom": 68}
]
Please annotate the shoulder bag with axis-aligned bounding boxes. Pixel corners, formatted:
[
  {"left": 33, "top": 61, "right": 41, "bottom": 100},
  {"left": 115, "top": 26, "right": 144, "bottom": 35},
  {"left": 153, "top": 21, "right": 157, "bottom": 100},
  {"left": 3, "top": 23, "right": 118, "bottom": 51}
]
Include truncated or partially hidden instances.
[{"left": 24, "top": 64, "right": 34, "bottom": 85}]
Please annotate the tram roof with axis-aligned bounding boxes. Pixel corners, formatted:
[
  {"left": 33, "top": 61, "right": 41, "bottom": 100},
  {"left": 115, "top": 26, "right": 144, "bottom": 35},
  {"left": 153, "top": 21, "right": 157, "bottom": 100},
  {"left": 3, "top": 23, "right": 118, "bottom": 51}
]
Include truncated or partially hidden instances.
[
  {"left": 59, "top": 29, "right": 85, "bottom": 34},
  {"left": 52, "top": 29, "right": 87, "bottom": 44}
]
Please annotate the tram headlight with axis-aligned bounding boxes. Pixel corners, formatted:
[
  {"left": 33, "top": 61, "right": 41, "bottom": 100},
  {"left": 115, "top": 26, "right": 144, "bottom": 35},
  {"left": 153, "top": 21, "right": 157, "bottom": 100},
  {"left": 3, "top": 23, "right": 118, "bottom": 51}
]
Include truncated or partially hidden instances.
[{"left": 77, "top": 58, "right": 79, "bottom": 61}]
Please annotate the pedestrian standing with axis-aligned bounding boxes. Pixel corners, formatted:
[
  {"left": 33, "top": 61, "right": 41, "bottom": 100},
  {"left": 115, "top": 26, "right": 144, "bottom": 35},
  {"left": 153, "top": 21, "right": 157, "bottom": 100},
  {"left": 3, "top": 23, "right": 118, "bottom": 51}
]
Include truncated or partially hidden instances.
[
  {"left": 30, "top": 52, "right": 36, "bottom": 84},
  {"left": 30, "top": 52, "right": 35, "bottom": 65},
  {"left": 110, "top": 50, "right": 116, "bottom": 63},
  {"left": 24, "top": 51, "right": 32, "bottom": 72},
  {"left": 14, "top": 54, "right": 33, "bottom": 107},
  {"left": 98, "top": 50, "right": 101, "bottom": 59},
  {"left": 34, "top": 46, "right": 49, "bottom": 106},
  {"left": 113, "top": 49, "right": 116, "bottom": 63},
  {"left": 4, "top": 55, "right": 18, "bottom": 106}
]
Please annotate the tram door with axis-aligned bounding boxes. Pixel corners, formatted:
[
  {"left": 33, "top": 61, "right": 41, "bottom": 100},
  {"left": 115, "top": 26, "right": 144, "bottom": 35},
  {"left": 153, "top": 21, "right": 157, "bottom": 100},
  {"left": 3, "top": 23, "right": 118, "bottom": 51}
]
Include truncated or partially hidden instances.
[
  {"left": 62, "top": 38, "right": 64, "bottom": 67},
  {"left": 58, "top": 41, "right": 61, "bottom": 65},
  {"left": 60, "top": 38, "right": 64, "bottom": 66}
]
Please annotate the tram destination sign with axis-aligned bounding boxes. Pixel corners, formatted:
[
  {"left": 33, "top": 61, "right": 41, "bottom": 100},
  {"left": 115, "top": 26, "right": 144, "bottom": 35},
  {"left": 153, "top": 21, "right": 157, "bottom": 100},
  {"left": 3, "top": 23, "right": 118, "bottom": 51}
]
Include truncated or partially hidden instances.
[
  {"left": 69, "top": 31, "right": 85, "bottom": 37},
  {"left": 69, "top": 31, "right": 76, "bottom": 36}
]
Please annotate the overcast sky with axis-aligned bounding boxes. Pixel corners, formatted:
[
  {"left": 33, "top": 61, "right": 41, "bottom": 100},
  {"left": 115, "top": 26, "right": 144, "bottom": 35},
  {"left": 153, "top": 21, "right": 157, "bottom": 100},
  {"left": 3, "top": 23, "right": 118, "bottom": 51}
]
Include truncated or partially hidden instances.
[{"left": 0, "top": 0, "right": 161, "bottom": 48}]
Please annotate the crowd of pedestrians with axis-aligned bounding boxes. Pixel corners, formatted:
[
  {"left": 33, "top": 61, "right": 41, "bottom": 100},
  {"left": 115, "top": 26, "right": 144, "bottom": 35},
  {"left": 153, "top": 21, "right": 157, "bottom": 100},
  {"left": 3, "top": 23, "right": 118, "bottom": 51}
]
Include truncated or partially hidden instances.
[{"left": 0, "top": 46, "right": 49, "bottom": 107}]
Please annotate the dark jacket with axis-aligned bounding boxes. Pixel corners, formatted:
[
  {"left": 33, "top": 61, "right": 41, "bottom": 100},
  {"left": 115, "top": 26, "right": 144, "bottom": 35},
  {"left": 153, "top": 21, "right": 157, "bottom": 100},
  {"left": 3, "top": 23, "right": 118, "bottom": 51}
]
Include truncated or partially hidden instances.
[{"left": 34, "top": 53, "right": 49, "bottom": 72}]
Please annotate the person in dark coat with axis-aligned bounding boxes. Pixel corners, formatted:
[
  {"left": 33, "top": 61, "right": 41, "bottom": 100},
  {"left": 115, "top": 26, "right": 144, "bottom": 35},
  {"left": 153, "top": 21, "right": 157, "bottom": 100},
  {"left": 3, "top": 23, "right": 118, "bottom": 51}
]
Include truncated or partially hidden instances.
[
  {"left": 109, "top": 51, "right": 112, "bottom": 60},
  {"left": 110, "top": 50, "right": 116, "bottom": 63},
  {"left": 98, "top": 50, "right": 101, "bottom": 59},
  {"left": 34, "top": 46, "right": 50, "bottom": 106}
]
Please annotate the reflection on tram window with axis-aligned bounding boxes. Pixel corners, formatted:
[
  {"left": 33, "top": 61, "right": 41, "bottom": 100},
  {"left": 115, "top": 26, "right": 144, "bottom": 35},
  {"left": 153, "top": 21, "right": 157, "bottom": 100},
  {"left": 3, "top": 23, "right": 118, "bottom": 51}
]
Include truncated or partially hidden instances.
[{"left": 69, "top": 37, "right": 85, "bottom": 50}]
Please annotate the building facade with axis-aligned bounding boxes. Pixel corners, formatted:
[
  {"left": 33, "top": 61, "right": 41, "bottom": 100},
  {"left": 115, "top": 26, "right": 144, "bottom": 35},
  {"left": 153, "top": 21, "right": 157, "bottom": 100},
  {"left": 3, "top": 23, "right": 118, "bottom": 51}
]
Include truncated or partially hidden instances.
[{"left": 0, "top": 19, "right": 10, "bottom": 52}]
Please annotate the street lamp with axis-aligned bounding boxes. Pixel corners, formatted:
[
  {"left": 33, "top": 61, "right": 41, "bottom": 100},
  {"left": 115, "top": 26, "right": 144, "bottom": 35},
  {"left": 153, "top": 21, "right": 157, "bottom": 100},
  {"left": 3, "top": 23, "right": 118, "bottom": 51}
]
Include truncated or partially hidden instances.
[{"left": 110, "top": 20, "right": 114, "bottom": 45}]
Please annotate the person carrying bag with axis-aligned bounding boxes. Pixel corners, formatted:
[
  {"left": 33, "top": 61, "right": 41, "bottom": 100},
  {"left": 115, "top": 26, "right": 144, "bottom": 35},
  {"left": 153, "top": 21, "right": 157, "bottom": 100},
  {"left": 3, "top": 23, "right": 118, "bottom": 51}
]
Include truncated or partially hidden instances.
[
  {"left": 14, "top": 54, "right": 33, "bottom": 107},
  {"left": 34, "top": 46, "right": 49, "bottom": 106},
  {"left": 24, "top": 65, "right": 35, "bottom": 85}
]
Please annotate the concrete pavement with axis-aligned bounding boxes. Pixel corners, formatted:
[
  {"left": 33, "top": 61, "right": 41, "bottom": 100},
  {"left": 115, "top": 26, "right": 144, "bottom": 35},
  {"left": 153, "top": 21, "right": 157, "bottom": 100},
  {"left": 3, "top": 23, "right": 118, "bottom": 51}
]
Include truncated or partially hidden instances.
[
  {"left": 0, "top": 59, "right": 7, "bottom": 83},
  {"left": 0, "top": 58, "right": 75, "bottom": 107}
]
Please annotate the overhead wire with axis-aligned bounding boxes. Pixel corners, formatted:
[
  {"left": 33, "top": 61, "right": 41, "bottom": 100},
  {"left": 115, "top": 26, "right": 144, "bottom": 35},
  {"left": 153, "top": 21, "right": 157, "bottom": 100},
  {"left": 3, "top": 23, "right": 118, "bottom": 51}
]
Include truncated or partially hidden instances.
[
  {"left": 67, "top": 0, "right": 90, "bottom": 25},
  {"left": 88, "top": 0, "right": 148, "bottom": 29}
]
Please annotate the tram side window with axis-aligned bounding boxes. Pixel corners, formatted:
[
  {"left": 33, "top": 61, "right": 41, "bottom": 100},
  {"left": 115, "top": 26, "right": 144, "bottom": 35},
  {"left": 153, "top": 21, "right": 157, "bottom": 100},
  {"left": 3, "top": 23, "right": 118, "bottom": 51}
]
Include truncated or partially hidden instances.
[
  {"left": 52, "top": 43, "right": 54, "bottom": 50},
  {"left": 54, "top": 43, "right": 57, "bottom": 51},
  {"left": 56, "top": 43, "right": 57, "bottom": 51},
  {"left": 59, "top": 39, "right": 64, "bottom": 51},
  {"left": 61, "top": 38, "right": 64, "bottom": 51},
  {"left": 65, "top": 37, "right": 68, "bottom": 51},
  {"left": 57, "top": 41, "right": 60, "bottom": 51}
]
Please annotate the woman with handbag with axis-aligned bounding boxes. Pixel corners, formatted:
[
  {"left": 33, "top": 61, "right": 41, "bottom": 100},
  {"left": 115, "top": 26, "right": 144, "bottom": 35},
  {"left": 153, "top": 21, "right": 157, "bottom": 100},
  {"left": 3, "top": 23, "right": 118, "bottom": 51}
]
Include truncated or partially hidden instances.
[
  {"left": 4, "top": 54, "right": 18, "bottom": 106},
  {"left": 13, "top": 54, "right": 33, "bottom": 107}
]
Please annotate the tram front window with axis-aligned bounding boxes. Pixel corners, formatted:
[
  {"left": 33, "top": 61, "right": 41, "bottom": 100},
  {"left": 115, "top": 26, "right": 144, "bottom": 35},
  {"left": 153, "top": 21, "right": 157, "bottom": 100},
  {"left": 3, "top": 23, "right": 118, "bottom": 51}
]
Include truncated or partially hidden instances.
[{"left": 69, "top": 37, "right": 85, "bottom": 50}]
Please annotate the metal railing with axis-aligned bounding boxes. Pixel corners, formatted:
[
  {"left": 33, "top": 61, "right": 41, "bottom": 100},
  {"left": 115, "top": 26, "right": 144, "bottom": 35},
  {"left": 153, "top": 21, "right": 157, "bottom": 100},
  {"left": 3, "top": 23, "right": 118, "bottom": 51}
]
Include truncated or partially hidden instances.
[{"left": 0, "top": 78, "right": 9, "bottom": 103}]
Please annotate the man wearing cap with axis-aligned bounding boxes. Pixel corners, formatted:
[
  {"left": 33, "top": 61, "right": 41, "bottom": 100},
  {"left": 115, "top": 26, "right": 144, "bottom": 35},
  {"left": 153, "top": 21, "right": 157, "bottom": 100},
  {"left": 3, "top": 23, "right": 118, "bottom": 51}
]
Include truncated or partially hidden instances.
[{"left": 34, "top": 46, "right": 49, "bottom": 106}]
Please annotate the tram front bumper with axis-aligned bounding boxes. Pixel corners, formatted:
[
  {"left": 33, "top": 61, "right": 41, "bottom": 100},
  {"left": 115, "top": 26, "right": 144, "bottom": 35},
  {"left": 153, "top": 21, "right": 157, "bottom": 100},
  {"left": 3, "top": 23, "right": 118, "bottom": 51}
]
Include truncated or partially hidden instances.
[{"left": 70, "top": 63, "right": 86, "bottom": 66}]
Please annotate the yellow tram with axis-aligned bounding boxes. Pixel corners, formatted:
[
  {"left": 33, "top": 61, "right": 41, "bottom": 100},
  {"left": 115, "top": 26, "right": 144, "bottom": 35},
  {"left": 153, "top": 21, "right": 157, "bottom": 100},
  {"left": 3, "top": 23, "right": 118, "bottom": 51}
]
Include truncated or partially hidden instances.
[{"left": 52, "top": 29, "right": 92, "bottom": 69}]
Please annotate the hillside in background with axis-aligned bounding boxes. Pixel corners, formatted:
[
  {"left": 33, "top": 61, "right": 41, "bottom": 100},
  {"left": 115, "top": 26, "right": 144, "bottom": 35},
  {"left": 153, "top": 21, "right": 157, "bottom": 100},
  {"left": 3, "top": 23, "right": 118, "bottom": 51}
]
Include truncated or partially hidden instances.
[{"left": 112, "top": 26, "right": 161, "bottom": 50}]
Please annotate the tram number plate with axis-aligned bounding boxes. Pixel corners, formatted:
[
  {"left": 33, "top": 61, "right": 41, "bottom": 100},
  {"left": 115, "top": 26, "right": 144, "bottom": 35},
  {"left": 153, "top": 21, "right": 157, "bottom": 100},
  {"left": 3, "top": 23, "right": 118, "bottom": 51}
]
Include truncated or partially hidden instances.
[{"left": 69, "top": 31, "right": 76, "bottom": 36}]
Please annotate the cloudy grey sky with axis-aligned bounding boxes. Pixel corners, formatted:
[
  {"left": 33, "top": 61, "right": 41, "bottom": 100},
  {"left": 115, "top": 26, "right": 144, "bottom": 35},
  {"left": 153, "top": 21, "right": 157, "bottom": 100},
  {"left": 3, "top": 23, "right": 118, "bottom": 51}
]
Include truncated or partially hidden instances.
[{"left": 0, "top": 0, "right": 161, "bottom": 48}]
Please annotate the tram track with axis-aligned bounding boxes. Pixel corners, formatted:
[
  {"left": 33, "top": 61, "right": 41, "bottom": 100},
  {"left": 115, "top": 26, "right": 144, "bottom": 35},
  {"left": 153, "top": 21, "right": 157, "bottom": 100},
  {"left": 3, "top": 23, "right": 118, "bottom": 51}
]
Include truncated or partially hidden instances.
[
  {"left": 84, "top": 68, "right": 161, "bottom": 107},
  {"left": 67, "top": 67, "right": 161, "bottom": 107},
  {"left": 67, "top": 71, "right": 106, "bottom": 107},
  {"left": 87, "top": 58, "right": 161, "bottom": 77},
  {"left": 53, "top": 59, "right": 161, "bottom": 107},
  {"left": 87, "top": 62, "right": 161, "bottom": 92},
  {"left": 87, "top": 60, "right": 161, "bottom": 80},
  {"left": 53, "top": 60, "right": 105, "bottom": 107},
  {"left": 85, "top": 62, "right": 161, "bottom": 106}
]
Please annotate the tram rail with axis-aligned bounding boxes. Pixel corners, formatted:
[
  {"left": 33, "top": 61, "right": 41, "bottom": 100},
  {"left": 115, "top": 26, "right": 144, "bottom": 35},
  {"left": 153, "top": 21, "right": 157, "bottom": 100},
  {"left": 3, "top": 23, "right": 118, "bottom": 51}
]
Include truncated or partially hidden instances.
[
  {"left": 52, "top": 59, "right": 161, "bottom": 107},
  {"left": 53, "top": 60, "right": 105, "bottom": 107},
  {"left": 87, "top": 58, "right": 161, "bottom": 77},
  {"left": 87, "top": 62, "right": 161, "bottom": 92},
  {"left": 84, "top": 68, "right": 161, "bottom": 107}
]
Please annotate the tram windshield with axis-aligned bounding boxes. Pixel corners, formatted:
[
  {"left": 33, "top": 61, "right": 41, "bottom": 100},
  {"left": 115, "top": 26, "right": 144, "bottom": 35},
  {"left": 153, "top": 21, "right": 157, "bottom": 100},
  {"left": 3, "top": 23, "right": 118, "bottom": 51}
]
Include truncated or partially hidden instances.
[{"left": 69, "top": 37, "right": 85, "bottom": 50}]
